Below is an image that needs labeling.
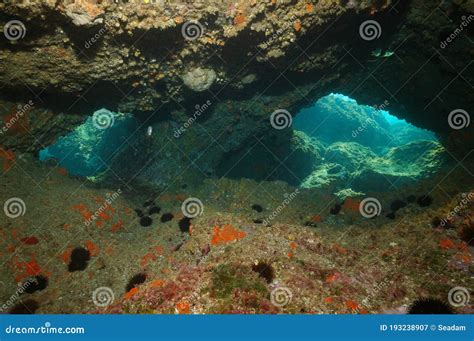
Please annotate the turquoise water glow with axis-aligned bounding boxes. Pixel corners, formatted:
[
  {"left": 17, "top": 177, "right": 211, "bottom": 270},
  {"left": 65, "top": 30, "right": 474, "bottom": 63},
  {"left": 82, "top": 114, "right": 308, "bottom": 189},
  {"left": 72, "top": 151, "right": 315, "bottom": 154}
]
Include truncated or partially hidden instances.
[{"left": 39, "top": 109, "right": 137, "bottom": 177}]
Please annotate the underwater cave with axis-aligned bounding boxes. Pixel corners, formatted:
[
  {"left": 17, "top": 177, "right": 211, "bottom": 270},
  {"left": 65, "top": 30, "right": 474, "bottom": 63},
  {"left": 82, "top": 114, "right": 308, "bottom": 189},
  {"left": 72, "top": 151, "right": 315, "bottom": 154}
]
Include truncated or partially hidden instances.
[
  {"left": 1, "top": 0, "right": 473, "bottom": 324},
  {"left": 292, "top": 93, "right": 443, "bottom": 194},
  {"left": 38, "top": 108, "right": 138, "bottom": 178},
  {"left": 217, "top": 93, "right": 444, "bottom": 196},
  {"left": 38, "top": 94, "right": 442, "bottom": 199}
]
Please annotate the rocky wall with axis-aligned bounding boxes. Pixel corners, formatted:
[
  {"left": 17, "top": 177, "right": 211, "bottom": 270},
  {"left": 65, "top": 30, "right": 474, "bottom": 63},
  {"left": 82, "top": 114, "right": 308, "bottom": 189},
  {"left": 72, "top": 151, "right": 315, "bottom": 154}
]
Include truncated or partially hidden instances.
[{"left": 0, "top": 0, "right": 472, "bottom": 185}]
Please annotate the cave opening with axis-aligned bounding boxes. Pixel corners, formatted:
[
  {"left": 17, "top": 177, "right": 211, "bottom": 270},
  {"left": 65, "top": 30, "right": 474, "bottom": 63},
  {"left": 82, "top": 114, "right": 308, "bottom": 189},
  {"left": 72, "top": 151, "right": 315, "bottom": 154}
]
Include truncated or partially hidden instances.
[
  {"left": 38, "top": 108, "right": 138, "bottom": 178},
  {"left": 292, "top": 93, "right": 444, "bottom": 194},
  {"left": 38, "top": 95, "right": 445, "bottom": 198},
  {"left": 217, "top": 93, "right": 444, "bottom": 196},
  {"left": 2, "top": 0, "right": 473, "bottom": 317},
  {"left": 294, "top": 93, "right": 438, "bottom": 154}
]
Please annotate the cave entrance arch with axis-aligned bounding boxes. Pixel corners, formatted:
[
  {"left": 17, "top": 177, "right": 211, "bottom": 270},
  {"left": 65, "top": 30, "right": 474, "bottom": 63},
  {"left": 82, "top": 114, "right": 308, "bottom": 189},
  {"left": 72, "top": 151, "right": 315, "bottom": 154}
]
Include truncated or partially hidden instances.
[{"left": 217, "top": 93, "right": 443, "bottom": 195}]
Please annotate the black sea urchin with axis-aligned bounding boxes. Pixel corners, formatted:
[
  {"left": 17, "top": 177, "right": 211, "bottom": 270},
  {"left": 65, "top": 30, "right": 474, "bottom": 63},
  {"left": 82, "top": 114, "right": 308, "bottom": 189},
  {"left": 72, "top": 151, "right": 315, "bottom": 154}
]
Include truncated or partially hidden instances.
[{"left": 408, "top": 298, "right": 453, "bottom": 314}]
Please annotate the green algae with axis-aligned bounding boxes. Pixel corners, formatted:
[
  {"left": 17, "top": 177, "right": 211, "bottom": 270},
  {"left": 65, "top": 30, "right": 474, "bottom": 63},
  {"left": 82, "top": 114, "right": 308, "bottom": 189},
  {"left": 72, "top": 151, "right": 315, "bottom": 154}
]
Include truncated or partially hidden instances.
[{"left": 210, "top": 263, "right": 268, "bottom": 299}]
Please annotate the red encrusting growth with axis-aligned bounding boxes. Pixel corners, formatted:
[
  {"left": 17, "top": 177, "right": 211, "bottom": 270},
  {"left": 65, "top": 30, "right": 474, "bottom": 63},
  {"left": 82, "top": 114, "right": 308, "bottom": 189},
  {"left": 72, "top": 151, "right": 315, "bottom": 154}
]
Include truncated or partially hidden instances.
[
  {"left": 73, "top": 203, "right": 93, "bottom": 221},
  {"left": 73, "top": 199, "right": 119, "bottom": 228},
  {"left": 14, "top": 256, "right": 42, "bottom": 282},
  {"left": 61, "top": 247, "right": 73, "bottom": 264},
  {"left": 439, "top": 238, "right": 456, "bottom": 250},
  {"left": 345, "top": 300, "right": 360, "bottom": 311},
  {"left": 85, "top": 240, "right": 99, "bottom": 256},
  {"left": 150, "top": 279, "right": 164, "bottom": 288},
  {"left": 176, "top": 301, "right": 190, "bottom": 314},
  {"left": 111, "top": 220, "right": 123, "bottom": 232},
  {"left": 0, "top": 147, "right": 15, "bottom": 172},
  {"left": 141, "top": 252, "right": 157, "bottom": 267},
  {"left": 20, "top": 236, "right": 39, "bottom": 245},
  {"left": 124, "top": 287, "right": 139, "bottom": 300},
  {"left": 325, "top": 272, "right": 339, "bottom": 284},
  {"left": 211, "top": 224, "right": 247, "bottom": 246},
  {"left": 332, "top": 244, "right": 348, "bottom": 254},
  {"left": 324, "top": 297, "right": 334, "bottom": 304},
  {"left": 342, "top": 198, "right": 361, "bottom": 212},
  {"left": 3, "top": 106, "right": 30, "bottom": 135}
]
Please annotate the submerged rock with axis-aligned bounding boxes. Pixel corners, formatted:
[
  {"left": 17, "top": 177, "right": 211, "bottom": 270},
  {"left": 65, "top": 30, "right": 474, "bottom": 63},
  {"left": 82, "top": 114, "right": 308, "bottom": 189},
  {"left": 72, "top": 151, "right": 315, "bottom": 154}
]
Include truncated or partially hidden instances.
[
  {"left": 0, "top": 0, "right": 472, "bottom": 318},
  {"left": 301, "top": 139, "right": 446, "bottom": 193},
  {"left": 294, "top": 94, "right": 393, "bottom": 151},
  {"left": 325, "top": 142, "right": 376, "bottom": 172},
  {"left": 334, "top": 188, "right": 365, "bottom": 201},
  {"left": 65, "top": 5, "right": 102, "bottom": 27},
  {"left": 181, "top": 67, "right": 216, "bottom": 92},
  {"left": 301, "top": 163, "right": 348, "bottom": 189}
]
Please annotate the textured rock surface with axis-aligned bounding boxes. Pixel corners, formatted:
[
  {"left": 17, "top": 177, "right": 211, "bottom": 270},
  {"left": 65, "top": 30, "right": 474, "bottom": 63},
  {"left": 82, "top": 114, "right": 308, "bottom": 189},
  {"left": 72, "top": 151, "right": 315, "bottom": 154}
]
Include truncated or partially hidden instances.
[
  {"left": 0, "top": 154, "right": 472, "bottom": 314},
  {"left": 294, "top": 94, "right": 393, "bottom": 151},
  {"left": 0, "top": 0, "right": 472, "bottom": 189},
  {"left": 181, "top": 67, "right": 217, "bottom": 92},
  {"left": 1, "top": 1, "right": 473, "bottom": 318},
  {"left": 302, "top": 140, "right": 447, "bottom": 193},
  {"left": 294, "top": 94, "right": 437, "bottom": 153},
  {"left": 1, "top": 0, "right": 472, "bottom": 154}
]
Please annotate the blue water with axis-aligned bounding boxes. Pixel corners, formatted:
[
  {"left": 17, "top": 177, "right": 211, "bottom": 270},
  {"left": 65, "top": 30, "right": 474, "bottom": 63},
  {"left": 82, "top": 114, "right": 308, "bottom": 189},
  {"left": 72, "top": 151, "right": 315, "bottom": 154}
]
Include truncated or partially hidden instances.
[
  {"left": 39, "top": 109, "right": 137, "bottom": 177},
  {"left": 38, "top": 95, "right": 438, "bottom": 187},
  {"left": 293, "top": 93, "right": 437, "bottom": 153},
  {"left": 381, "top": 111, "right": 406, "bottom": 125}
]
